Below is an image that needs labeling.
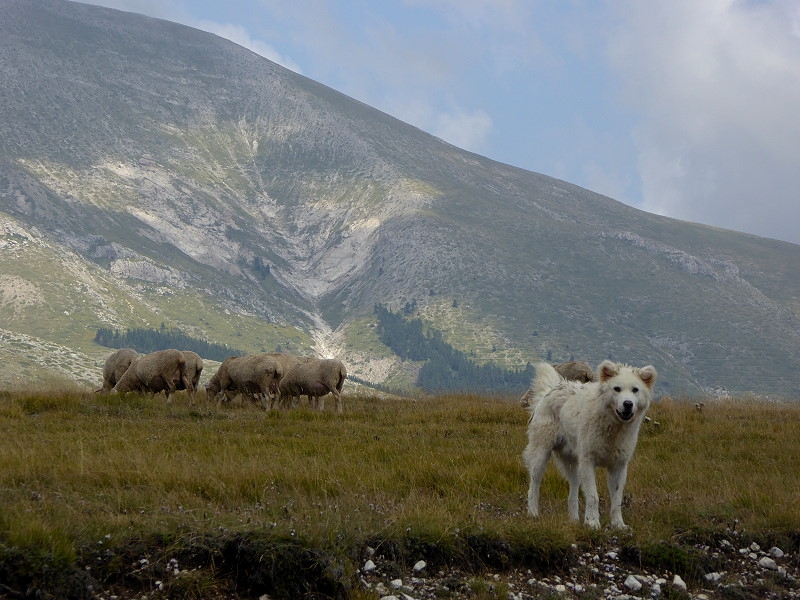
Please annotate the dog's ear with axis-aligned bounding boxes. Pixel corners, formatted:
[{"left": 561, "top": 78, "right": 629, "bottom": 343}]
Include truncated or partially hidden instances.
[
  {"left": 637, "top": 365, "right": 657, "bottom": 389},
  {"left": 598, "top": 360, "right": 619, "bottom": 382}
]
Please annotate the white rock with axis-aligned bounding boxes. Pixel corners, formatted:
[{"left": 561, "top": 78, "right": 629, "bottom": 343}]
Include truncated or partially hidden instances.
[
  {"left": 606, "top": 551, "right": 618, "bottom": 560},
  {"left": 413, "top": 560, "right": 426, "bottom": 572},
  {"left": 390, "top": 579, "right": 403, "bottom": 589},
  {"left": 362, "top": 560, "right": 376, "bottom": 572},
  {"left": 673, "top": 574, "right": 687, "bottom": 590},
  {"left": 758, "top": 556, "right": 778, "bottom": 570},
  {"left": 652, "top": 582, "right": 662, "bottom": 596},
  {"left": 624, "top": 575, "right": 642, "bottom": 591},
  {"left": 379, "top": 596, "right": 399, "bottom": 600},
  {"left": 750, "top": 542, "right": 761, "bottom": 552},
  {"left": 705, "top": 572, "right": 722, "bottom": 583},
  {"left": 555, "top": 584, "right": 566, "bottom": 592},
  {"left": 769, "top": 546, "right": 785, "bottom": 558}
]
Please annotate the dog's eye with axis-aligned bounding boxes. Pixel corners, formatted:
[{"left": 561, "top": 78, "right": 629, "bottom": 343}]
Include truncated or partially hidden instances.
[
  {"left": 613, "top": 386, "right": 621, "bottom": 392},
  {"left": 632, "top": 387, "right": 639, "bottom": 393}
]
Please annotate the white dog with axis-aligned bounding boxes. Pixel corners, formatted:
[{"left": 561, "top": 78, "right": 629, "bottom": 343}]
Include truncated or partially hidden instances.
[{"left": 522, "top": 360, "right": 657, "bottom": 529}]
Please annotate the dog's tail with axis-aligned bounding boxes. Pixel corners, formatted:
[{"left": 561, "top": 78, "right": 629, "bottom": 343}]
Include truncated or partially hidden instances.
[{"left": 524, "top": 362, "right": 563, "bottom": 413}]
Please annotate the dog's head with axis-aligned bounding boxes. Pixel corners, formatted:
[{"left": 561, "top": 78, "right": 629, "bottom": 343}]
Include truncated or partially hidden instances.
[{"left": 597, "top": 360, "right": 657, "bottom": 422}]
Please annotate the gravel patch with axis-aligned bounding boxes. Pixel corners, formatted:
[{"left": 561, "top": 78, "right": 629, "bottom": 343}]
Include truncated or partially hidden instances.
[{"left": 359, "top": 536, "right": 799, "bottom": 599}]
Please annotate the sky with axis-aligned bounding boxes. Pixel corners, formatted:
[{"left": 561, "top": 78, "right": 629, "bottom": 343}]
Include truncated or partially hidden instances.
[{"left": 82, "top": 0, "right": 800, "bottom": 246}]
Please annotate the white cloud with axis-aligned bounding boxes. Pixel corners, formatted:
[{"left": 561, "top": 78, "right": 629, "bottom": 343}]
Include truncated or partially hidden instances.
[
  {"left": 250, "top": 3, "right": 499, "bottom": 153},
  {"left": 82, "top": 1, "right": 303, "bottom": 72},
  {"left": 608, "top": 0, "right": 800, "bottom": 244},
  {"left": 193, "top": 20, "right": 303, "bottom": 73},
  {"left": 432, "top": 108, "right": 494, "bottom": 153}
]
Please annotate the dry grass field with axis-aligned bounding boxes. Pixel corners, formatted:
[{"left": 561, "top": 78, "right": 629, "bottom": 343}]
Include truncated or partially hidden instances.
[{"left": 0, "top": 389, "right": 799, "bottom": 598}]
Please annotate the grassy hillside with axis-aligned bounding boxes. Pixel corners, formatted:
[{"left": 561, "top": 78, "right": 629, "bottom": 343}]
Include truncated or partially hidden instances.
[{"left": 1, "top": 388, "right": 798, "bottom": 598}]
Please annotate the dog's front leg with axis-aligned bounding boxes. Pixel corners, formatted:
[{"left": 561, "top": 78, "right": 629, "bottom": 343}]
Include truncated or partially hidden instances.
[
  {"left": 566, "top": 466, "right": 581, "bottom": 522},
  {"left": 607, "top": 463, "right": 629, "bottom": 529},
  {"left": 578, "top": 460, "right": 601, "bottom": 528}
]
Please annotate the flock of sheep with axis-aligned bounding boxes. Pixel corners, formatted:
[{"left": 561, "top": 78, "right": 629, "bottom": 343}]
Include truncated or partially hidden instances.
[
  {"left": 98, "top": 348, "right": 348, "bottom": 412},
  {"left": 98, "top": 348, "right": 595, "bottom": 413}
]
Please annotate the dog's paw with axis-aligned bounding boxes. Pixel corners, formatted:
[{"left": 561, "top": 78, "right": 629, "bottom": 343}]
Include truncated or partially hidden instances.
[{"left": 610, "top": 521, "right": 631, "bottom": 532}]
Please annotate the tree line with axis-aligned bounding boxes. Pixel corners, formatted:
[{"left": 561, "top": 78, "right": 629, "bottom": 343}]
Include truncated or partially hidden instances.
[
  {"left": 374, "top": 305, "right": 533, "bottom": 394},
  {"left": 94, "top": 326, "right": 243, "bottom": 362}
]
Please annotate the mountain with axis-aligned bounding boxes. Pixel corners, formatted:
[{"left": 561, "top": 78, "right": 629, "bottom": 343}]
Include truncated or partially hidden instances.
[{"left": 1, "top": 0, "right": 799, "bottom": 398}]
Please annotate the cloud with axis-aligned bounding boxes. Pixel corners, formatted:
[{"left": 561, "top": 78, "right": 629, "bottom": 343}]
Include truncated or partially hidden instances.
[
  {"left": 193, "top": 20, "right": 303, "bottom": 73},
  {"left": 432, "top": 108, "right": 494, "bottom": 153},
  {"left": 275, "top": 2, "right": 540, "bottom": 156},
  {"left": 82, "top": 1, "right": 302, "bottom": 71},
  {"left": 608, "top": 0, "right": 800, "bottom": 244}
]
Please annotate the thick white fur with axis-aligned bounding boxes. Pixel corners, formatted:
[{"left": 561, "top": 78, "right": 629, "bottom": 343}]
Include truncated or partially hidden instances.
[{"left": 522, "top": 360, "right": 657, "bottom": 529}]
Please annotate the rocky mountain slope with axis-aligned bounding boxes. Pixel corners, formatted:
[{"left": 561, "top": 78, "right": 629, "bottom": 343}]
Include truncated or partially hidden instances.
[{"left": 1, "top": 0, "right": 799, "bottom": 397}]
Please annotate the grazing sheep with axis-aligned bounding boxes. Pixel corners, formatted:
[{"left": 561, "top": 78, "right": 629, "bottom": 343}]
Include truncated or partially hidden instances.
[
  {"left": 97, "top": 348, "right": 138, "bottom": 392},
  {"left": 279, "top": 358, "right": 347, "bottom": 413},
  {"left": 265, "top": 352, "right": 308, "bottom": 408},
  {"left": 554, "top": 360, "right": 596, "bottom": 383},
  {"left": 178, "top": 350, "right": 203, "bottom": 402},
  {"left": 205, "top": 354, "right": 283, "bottom": 407},
  {"left": 149, "top": 350, "right": 204, "bottom": 402},
  {"left": 266, "top": 352, "right": 303, "bottom": 374},
  {"left": 519, "top": 360, "right": 595, "bottom": 408},
  {"left": 112, "top": 349, "right": 188, "bottom": 400}
]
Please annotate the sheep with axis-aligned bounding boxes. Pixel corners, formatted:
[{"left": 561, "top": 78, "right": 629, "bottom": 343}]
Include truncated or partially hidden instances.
[
  {"left": 554, "top": 360, "right": 596, "bottom": 383},
  {"left": 177, "top": 350, "right": 203, "bottom": 402},
  {"left": 265, "top": 352, "right": 306, "bottom": 408},
  {"left": 279, "top": 358, "right": 347, "bottom": 413},
  {"left": 519, "top": 360, "right": 595, "bottom": 408},
  {"left": 111, "top": 349, "right": 188, "bottom": 400},
  {"left": 205, "top": 353, "right": 283, "bottom": 408},
  {"left": 266, "top": 352, "right": 303, "bottom": 374},
  {"left": 97, "top": 348, "right": 138, "bottom": 392},
  {"left": 148, "top": 350, "right": 203, "bottom": 402}
]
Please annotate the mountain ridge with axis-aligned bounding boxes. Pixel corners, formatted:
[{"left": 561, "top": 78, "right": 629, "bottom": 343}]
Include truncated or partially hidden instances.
[{"left": 1, "top": 0, "right": 799, "bottom": 398}]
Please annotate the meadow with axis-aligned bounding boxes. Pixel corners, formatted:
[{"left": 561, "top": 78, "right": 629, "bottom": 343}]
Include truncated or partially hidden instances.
[{"left": 0, "top": 389, "right": 799, "bottom": 599}]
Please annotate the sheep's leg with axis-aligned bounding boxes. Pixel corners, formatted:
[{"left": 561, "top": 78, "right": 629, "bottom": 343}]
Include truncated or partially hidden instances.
[{"left": 182, "top": 374, "right": 194, "bottom": 405}]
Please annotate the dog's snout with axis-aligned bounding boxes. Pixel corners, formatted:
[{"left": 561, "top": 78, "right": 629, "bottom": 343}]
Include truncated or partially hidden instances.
[{"left": 623, "top": 400, "right": 633, "bottom": 411}]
